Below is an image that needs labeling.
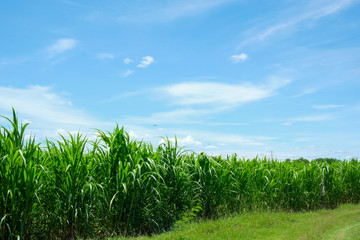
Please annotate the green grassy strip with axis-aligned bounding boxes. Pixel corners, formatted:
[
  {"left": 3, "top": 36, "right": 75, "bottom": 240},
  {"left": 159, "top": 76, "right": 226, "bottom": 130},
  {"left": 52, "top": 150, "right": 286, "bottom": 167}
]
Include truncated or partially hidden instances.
[{"left": 116, "top": 204, "right": 360, "bottom": 240}]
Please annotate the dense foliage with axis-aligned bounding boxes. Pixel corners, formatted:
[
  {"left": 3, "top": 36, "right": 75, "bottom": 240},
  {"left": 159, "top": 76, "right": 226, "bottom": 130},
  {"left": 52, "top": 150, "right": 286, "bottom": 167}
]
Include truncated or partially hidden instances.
[{"left": 1, "top": 109, "right": 360, "bottom": 239}]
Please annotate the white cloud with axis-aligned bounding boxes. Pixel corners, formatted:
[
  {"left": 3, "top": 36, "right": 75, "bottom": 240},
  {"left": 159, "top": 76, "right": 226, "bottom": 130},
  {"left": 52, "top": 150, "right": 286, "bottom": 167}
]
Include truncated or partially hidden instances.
[
  {"left": 56, "top": 128, "right": 84, "bottom": 137},
  {"left": 167, "top": 130, "right": 274, "bottom": 155},
  {"left": 123, "top": 58, "right": 133, "bottom": 64},
  {"left": 137, "top": 56, "right": 154, "bottom": 68},
  {"left": 97, "top": 53, "right": 115, "bottom": 59},
  {"left": 312, "top": 104, "right": 344, "bottom": 110},
  {"left": 128, "top": 130, "right": 139, "bottom": 139},
  {"left": 0, "top": 85, "right": 111, "bottom": 139},
  {"left": 112, "top": 77, "right": 290, "bottom": 128},
  {"left": 239, "top": 0, "right": 355, "bottom": 47},
  {"left": 47, "top": 38, "right": 77, "bottom": 55},
  {"left": 0, "top": 85, "right": 86, "bottom": 125},
  {"left": 159, "top": 135, "right": 202, "bottom": 147},
  {"left": 22, "top": 119, "right": 32, "bottom": 124},
  {"left": 231, "top": 53, "right": 248, "bottom": 63},
  {"left": 122, "top": 69, "right": 134, "bottom": 77},
  {"left": 160, "top": 77, "right": 291, "bottom": 106},
  {"left": 180, "top": 135, "right": 202, "bottom": 146},
  {"left": 307, "top": 0, "right": 355, "bottom": 19}
]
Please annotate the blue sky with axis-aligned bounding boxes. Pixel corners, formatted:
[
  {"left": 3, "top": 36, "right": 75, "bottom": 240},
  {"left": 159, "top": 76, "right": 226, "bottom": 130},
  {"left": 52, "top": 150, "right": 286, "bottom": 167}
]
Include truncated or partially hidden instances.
[{"left": 1, "top": 0, "right": 360, "bottom": 160}]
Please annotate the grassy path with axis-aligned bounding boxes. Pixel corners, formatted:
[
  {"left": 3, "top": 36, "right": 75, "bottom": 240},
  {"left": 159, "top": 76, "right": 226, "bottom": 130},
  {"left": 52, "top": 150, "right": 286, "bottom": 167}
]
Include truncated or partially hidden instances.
[{"left": 114, "top": 204, "right": 360, "bottom": 240}]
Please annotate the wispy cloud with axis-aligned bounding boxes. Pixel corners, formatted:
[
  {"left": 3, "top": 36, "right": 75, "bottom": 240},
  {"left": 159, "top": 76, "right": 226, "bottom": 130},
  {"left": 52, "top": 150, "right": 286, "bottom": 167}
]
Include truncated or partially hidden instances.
[
  {"left": 174, "top": 129, "right": 274, "bottom": 148},
  {"left": 137, "top": 56, "right": 154, "bottom": 68},
  {"left": 292, "top": 88, "right": 317, "bottom": 98},
  {"left": 207, "top": 122, "right": 249, "bottom": 126},
  {"left": 215, "top": 134, "right": 265, "bottom": 146},
  {"left": 0, "top": 85, "right": 86, "bottom": 125},
  {"left": 117, "top": 0, "right": 234, "bottom": 23},
  {"left": 282, "top": 114, "right": 336, "bottom": 125},
  {"left": 123, "top": 58, "right": 133, "bottom": 64},
  {"left": 231, "top": 53, "right": 248, "bottom": 63},
  {"left": 102, "top": 91, "right": 141, "bottom": 103},
  {"left": 239, "top": 0, "right": 355, "bottom": 47},
  {"left": 159, "top": 77, "right": 291, "bottom": 107},
  {"left": 126, "top": 108, "right": 207, "bottom": 125},
  {"left": 122, "top": 108, "right": 250, "bottom": 126},
  {"left": 0, "top": 85, "right": 110, "bottom": 138},
  {"left": 292, "top": 115, "right": 332, "bottom": 122},
  {"left": 312, "top": 104, "right": 344, "bottom": 109},
  {"left": 122, "top": 69, "right": 134, "bottom": 77},
  {"left": 46, "top": 38, "right": 77, "bottom": 56},
  {"left": 123, "top": 77, "right": 291, "bottom": 126},
  {"left": 0, "top": 57, "right": 28, "bottom": 69},
  {"left": 155, "top": 0, "right": 234, "bottom": 21},
  {"left": 97, "top": 53, "right": 115, "bottom": 59},
  {"left": 205, "top": 145, "right": 217, "bottom": 149}
]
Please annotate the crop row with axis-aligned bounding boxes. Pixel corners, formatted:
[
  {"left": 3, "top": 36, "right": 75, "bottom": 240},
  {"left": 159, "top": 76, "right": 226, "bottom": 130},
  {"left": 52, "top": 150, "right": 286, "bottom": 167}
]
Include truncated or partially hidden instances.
[{"left": 1, "top": 109, "right": 359, "bottom": 239}]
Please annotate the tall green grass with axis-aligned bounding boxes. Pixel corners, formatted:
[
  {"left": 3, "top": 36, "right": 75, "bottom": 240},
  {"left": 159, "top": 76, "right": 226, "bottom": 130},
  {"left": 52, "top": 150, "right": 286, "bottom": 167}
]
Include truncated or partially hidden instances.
[{"left": 1, "top": 109, "right": 359, "bottom": 239}]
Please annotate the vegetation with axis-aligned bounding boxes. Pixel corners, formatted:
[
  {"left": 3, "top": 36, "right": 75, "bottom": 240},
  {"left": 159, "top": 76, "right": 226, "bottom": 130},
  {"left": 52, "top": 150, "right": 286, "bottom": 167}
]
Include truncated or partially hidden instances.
[
  {"left": 1, "top": 109, "right": 360, "bottom": 239},
  {"left": 115, "top": 204, "right": 360, "bottom": 240},
  {"left": 285, "top": 157, "right": 341, "bottom": 164}
]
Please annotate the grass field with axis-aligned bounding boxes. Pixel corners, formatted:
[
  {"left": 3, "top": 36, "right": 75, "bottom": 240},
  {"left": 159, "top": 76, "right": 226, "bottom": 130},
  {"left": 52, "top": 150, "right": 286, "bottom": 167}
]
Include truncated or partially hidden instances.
[
  {"left": 115, "top": 204, "right": 360, "bottom": 240},
  {"left": 1, "top": 109, "right": 360, "bottom": 239}
]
